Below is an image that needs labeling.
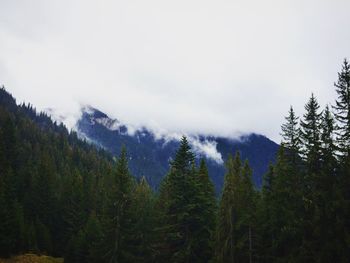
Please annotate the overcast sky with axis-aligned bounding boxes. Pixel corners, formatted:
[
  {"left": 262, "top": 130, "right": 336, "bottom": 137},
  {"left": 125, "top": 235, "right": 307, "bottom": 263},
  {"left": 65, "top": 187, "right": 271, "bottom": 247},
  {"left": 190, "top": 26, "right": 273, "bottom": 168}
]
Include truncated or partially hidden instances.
[{"left": 1, "top": 0, "right": 349, "bottom": 142}]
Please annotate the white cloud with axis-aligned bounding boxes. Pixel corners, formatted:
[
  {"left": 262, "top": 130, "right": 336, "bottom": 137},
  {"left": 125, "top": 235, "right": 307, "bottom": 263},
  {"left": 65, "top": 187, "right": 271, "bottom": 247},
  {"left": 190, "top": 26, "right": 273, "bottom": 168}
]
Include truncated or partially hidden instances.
[
  {"left": 189, "top": 138, "right": 223, "bottom": 164},
  {"left": 0, "top": 0, "right": 349, "bottom": 143}
]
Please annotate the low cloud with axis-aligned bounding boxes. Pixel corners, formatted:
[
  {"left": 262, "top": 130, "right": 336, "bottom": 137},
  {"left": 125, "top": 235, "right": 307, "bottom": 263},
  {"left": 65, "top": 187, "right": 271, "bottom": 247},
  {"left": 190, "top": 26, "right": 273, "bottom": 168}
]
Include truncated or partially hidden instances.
[
  {"left": 1, "top": 0, "right": 349, "bottom": 142},
  {"left": 189, "top": 138, "right": 223, "bottom": 164}
]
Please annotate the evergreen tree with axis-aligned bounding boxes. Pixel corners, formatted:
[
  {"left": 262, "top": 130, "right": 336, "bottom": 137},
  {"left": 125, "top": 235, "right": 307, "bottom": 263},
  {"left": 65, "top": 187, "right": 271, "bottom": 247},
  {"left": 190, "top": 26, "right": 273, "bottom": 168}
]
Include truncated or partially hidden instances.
[
  {"left": 84, "top": 214, "right": 103, "bottom": 263},
  {"left": 100, "top": 146, "right": 134, "bottom": 263},
  {"left": 311, "top": 105, "right": 340, "bottom": 262},
  {"left": 215, "top": 152, "right": 241, "bottom": 263},
  {"left": 195, "top": 159, "right": 216, "bottom": 262},
  {"left": 265, "top": 147, "right": 305, "bottom": 261},
  {"left": 333, "top": 58, "right": 350, "bottom": 157},
  {"left": 300, "top": 94, "right": 322, "bottom": 174},
  {"left": 0, "top": 169, "right": 20, "bottom": 257},
  {"left": 238, "top": 160, "right": 256, "bottom": 263},
  {"left": 60, "top": 169, "right": 86, "bottom": 248},
  {"left": 281, "top": 106, "right": 301, "bottom": 165},
  {"left": 257, "top": 164, "right": 276, "bottom": 262},
  {"left": 128, "top": 177, "right": 157, "bottom": 263},
  {"left": 320, "top": 105, "right": 337, "bottom": 169},
  {"left": 157, "top": 136, "right": 211, "bottom": 263},
  {"left": 333, "top": 59, "right": 350, "bottom": 261}
]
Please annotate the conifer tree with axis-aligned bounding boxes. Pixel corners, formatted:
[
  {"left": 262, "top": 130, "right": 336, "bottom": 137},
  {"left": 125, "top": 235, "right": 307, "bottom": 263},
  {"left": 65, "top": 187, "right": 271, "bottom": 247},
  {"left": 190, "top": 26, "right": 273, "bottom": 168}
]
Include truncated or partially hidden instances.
[
  {"left": 84, "top": 214, "right": 103, "bottom": 263},
  {"left": 320, "top": 105, "right": 337, "bottom": 170},
  {"left": 157, "top": 136, "right": 210, "bottom": 263},
  {"left": 300, "top": 94, "right": 322, "bottom": 174},
  {"left": 128, "top": 177, "right": 157, "bottom": 263},
  {"left": 281, "top": 106, "right": 301, "bottom": 165},
  {"left": 333, "top": 59, "right": 350, "bottom": 260},
  {"left": 333, "top": 58, "right": 350, "bottom": 157},
  {"left": 215, "top": 152, "right": 241, "bottom": 263},
  {"left": 100, "top": 146, "right": 134, "bottom": 263},
  {"left": 195, "top": 159, "right": 217, "bottom": 262},
  {"left": 238, "top": 160, "right": 256, "bottom": 263},
  {"left": 257, "top": 164, "right": 276, "bottom": 262},
  {"left": 0, "top": 169, "right": 21, "bottom": 257},
  {"left": 60, "top": 170, "right": 86, "bottom": 250},
  {"left": 311, "top": 105, "right": 340, "bottom": 262},
  {"left": 265, "top": 147, "right": 305, "bottom": 261}
]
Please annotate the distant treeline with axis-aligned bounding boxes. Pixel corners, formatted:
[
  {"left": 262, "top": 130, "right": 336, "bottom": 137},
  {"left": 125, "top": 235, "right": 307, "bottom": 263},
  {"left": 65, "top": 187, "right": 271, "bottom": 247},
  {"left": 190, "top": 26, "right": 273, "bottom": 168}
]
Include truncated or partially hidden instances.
[{"left": 0, "top": 59, "right": 349, "bottom": 262}]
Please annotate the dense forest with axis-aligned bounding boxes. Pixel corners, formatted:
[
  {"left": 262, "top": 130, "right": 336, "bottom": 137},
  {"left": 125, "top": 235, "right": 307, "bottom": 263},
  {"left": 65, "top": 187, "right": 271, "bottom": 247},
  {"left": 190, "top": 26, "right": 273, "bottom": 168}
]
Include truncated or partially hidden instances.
[{"left": 0, "top": 59, "right": 349, "bottom": 262}]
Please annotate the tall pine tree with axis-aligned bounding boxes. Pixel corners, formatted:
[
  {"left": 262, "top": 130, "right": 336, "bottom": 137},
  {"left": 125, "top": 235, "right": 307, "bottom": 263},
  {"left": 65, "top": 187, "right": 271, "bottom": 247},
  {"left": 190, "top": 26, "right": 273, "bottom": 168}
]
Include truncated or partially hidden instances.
[{"left": 100, "top": 146, "right": 135, "bottom": 263}]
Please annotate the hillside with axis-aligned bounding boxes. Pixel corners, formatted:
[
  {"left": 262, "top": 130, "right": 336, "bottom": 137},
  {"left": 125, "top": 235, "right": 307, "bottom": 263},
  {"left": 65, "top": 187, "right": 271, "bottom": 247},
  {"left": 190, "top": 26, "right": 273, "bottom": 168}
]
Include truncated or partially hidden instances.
[
  {"left": 76, "top": 106, "right": 279, "bottom": 190},
  {"left": 0, "top": 87, "right": 114, "bottom": 257}
]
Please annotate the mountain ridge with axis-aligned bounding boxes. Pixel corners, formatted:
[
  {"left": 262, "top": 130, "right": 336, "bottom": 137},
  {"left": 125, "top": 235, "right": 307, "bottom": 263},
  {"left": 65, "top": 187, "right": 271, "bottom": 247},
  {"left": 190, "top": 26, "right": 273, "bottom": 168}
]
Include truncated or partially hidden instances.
[{"left": 74, "top": 106, "right": 279, "bottom": 191}]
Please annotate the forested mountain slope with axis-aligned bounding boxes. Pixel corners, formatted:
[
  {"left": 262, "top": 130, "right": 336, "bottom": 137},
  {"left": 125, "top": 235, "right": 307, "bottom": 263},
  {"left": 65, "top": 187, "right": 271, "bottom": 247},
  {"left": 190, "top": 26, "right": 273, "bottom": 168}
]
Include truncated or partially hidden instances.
[{"left": 76, "top": 106, "right": 279, "bottom": 190}]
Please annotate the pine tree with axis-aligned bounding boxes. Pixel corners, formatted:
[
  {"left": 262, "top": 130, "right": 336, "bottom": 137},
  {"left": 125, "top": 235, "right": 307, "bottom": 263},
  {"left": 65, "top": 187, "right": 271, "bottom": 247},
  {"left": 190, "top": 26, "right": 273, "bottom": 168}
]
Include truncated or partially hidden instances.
[
  {"left": 300, "top": 94, "right": 322, "bottom": 260},
  {"left": 333, "top": 58, "right": 350, "bottom": 157},
  {"left": 300, "top": 94, "right": 322, "bottom": 174},
  {"left": 215, "top": 152, "right": 241, "bottom": 263},
  {"left": 60, "top": 170, "right": 86, "bottom": 248},
  {"left": 333, "top": 59, "right": 350, "bottom": 261},
  {"left": 281, "top": 106, "right": 302, "bottom": 165},
  {"left": 84, "top": 214, "right": 103, "bottom": 263},
  {"left": 157, "top": 136, "right": 209, "bottom": 263},
  {"left": 100, "top": 146, "right": 134, "bottom": 263},
  {"left": 0, "top": 169, "right": 20, "bottom": 257},
  {"left": 238, "top": 160, "right": 256, "bottom": 263},
  {"left": 128, "top": 177, "right": 157, "bottom": 263},
  {"left": 257, "top": 164, "right": 276, "bottom": 262},
  {"left": 264, "top": 147, "right": 305, "bottom": 261},
  {"left": 311, "top": 105, "right": 340, "bottom": 262},
  {"left": 320, "top": 105, "right": 337, "bottom": 170},
  {"left": 195, "top": 159, "right": 217, "bottom": 262}
]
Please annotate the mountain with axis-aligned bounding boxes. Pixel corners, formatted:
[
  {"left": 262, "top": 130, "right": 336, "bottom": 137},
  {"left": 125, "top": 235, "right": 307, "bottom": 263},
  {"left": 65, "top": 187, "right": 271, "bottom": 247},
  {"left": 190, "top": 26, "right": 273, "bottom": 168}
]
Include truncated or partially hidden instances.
[{"left": 76, "top": 106, "right": 279, "bottom": 191}]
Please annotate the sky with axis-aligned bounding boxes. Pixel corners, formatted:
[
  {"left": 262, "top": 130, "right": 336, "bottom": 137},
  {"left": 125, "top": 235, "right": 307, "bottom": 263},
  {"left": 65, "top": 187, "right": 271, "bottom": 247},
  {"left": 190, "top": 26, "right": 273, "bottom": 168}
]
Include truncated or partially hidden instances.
[{"left": 0, "top": 0, "right": 349, "bottom": 143}]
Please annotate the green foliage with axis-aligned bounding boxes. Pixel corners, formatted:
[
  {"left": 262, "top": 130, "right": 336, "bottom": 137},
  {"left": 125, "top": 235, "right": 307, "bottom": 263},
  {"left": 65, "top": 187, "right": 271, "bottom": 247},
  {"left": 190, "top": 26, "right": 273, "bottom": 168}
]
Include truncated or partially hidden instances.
[
  {"left": 215, "top": 153, "right": 257, "bottom": 263},
  {"left": 1, "top": 57, "right": 350, "bottom": 262},
  {"left": 157, "top": 137, "right": 216, "bottom": 263},
  {"left": 300, "top": 93, "right": 322, "bottom": 174},
  {"left": 333, "top": 59, "right": 350, "bottom": 157},
  {"left": 127, "top": 177, "right": 157, "bottom": 263},
  {"left": 99, "top": 146, "right": 135, "bottom": 263},
  {"left": 281, "top": 106, "right": 301, "bottom": 162},
  {"left": 0, "top": 87, "right": 114, "bottom": 258}
]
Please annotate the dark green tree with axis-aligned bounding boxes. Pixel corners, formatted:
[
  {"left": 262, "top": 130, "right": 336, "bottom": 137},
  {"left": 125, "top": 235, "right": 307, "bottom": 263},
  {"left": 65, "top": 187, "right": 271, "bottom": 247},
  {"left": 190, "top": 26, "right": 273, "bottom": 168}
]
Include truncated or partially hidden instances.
[
  {"left": 128, "top": 177, "right": 157, "bottom": 263},
  {"left": 333, "top": 58, "right": 350, "bottom": 157},
  {"left": 157, "top": 136, "right": 212, "bottom": 263},
  {"left": 60, "top": 169, "right": 86, "bottom": 248},
  {"left": 195, "top": 159, "right": 217, "bottom": 262},
  {"left": 281, "top": 106, "right": 301, "bottom": 165},
  {"left": 100, "top": 146, "right": 134, "bottom": 263},
  {"left": 332, "top": 59, "right": 350, "bottom": 261},
  {"left": 300, "top": 94, "right": 322, "bottom": 174},
  {"left": 310, "top": 105, "right": 340, "bottom": 262},
  {"left": 84, "top": 214, "right": 103, "bottom": 263},
  {"left": 214, "top": 152, "right": 241, "bottom": 263}
]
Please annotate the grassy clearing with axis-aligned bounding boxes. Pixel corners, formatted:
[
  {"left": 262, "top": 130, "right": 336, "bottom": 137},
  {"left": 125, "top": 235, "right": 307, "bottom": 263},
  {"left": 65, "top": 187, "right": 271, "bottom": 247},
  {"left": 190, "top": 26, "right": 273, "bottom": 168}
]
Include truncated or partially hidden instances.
[{"left": 0, "top": 254, "right": 63, "bottom": 263}]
